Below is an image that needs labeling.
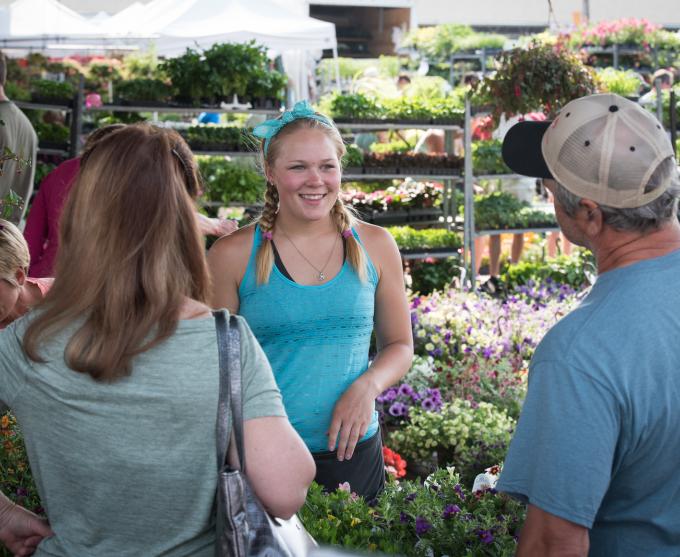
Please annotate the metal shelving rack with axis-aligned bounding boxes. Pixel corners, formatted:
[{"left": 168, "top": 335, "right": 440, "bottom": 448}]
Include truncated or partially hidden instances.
[{"left": 336, "top": 120, "right": 464, "bottom": 260}]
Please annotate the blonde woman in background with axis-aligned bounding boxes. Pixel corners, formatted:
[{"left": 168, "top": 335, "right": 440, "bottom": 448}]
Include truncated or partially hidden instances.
[{"left": 0, "top": 219, "right": 51, "bottom": 329}]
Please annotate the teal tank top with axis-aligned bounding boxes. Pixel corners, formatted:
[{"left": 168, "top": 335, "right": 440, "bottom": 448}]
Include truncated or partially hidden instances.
[{"left": 239, "top": 225, "right": 380, "bottom": 452}]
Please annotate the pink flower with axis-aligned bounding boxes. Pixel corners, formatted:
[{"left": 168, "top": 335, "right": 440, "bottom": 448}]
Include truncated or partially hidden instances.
[{"left": 85, "top": 93, "right": 102, "bottom": 108}]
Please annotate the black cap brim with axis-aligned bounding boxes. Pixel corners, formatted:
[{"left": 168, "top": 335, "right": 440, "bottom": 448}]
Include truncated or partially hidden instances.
[{"left": 501, "top": 120, "right": 553, "bottom": 179}]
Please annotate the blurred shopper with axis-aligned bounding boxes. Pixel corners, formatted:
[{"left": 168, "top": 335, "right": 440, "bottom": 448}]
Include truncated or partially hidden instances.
[{"left": 0, "top": 51, "right": 37, "bottom": 224}]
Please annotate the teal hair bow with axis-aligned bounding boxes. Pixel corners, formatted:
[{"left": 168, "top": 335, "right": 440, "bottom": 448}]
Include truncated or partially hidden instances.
[{"left": 252, "top": 100, "right": 333, "bottom": 155}]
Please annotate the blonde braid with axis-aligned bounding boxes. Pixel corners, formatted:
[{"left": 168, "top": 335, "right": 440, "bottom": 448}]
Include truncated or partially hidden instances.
[
  {"left": 332, "top": 198, "right": 367, "bottom": 282},
  {"left": 255, "top": 182, "right": 279, "bottom": 284}
]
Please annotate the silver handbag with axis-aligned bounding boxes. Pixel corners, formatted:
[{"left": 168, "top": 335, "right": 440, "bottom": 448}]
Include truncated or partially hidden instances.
[{"left": 213, "top": 310, "right": 317, "bottom": 557}]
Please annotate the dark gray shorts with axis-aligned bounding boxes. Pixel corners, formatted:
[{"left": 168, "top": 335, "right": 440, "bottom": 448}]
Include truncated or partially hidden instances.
[{"left": 312, "top": 430, "right": 385, "bottom": 501}]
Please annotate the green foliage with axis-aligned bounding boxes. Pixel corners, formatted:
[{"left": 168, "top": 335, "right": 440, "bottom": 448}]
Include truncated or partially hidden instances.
[
  {"left": 114, "top": 78, "right": 170, "bottom": 103},
  {"left": 30, "top": 79, "right": 76, "bottom": 101},
  {"left": 4, "top": 81, "right": 31, "bottom": 101},
  {"left": 478, "top": 42, "right": 597, "bottom": 121},
  {"left": 502, "top": 250, "right": 593, "bottom": 290},
  {"left": 387, "top": 226, "right": 461, "bottom": 251},
  {"left": 407, "top": 257, "right": 461, "bottom": 295},
  {"left": 160, "top": 41, "right": 286, "bottom": 105},
  {"left": 300, "top": 469, "right": 525, "bottom": 556},
  {"left": 197, "top": 156, "right": 264, "bottom": 205},
  {"left": 158, "top": 49, "right": 210, "bottom": 103},
  {"left": 34, "top": 161, "right": 57, "bottom": 187},
  {"left": 472, "top": 192, "right": 526, "bottom": 230},
  {"left": 403, "top": 24, "right": 506, "bottom": 60},
  {"left": 472, "top": 140, "right": 511, "bottom": 175},
  {"left": 324, "top": 92, "right": 382, "bottom": 120},
  {"left": 596, "top": 68, "right": 642, "bottom": 96},
  {"left": 122, "top": 49, "right": 162, "bottom": 80},
  {"left": 0, "top": 413, "right": 43, "bottom": 516},
  {"left": 316, "top": 56, "right": 401, "bottom": 82},
  {"left": 0, "top": 191, "right": 25, "bottom": 220},
  {"left": 34, "top": 121, "right": 70, "bottom": 145},
  {"left": 182, "top": 125, "right": 250, "bottom": 151},
  {"left": 388, "top": 399, "right": 515, "bottom": 485},
  {"left": 342, "top": 144, "right": 365, "bottom": 168},
  {"left": 321, "top": 91, "right": 464, "bottom": 122}
]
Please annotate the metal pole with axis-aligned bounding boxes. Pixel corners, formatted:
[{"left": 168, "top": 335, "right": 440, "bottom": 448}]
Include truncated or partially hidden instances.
[
  {"left": 582, "top": 0, "right": 590, "bottom": 22},
  {"left": 670, "top": 90, "right": 677, "bottom": 156},
  {"left": 332, "top": 45, "right": 341, "bottom": 92},
  {"left": 69, "top": 74, "right": 84, "bottom": 158},
  {"left": 463, "top": 97, "right": 475, "bottom": 291},
  {"left": 655, "top": 79, "right": 663, "bottom": 124}
]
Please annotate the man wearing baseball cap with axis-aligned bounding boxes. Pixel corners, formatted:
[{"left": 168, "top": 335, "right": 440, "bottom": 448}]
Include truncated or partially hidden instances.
[{"left": 497, "top": 93, "right": 680, "bottom": 556}]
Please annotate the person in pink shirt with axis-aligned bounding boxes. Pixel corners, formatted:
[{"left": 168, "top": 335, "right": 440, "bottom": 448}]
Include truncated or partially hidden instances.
[
  {"left": 0, "top": 219, "right": 52, "bottom": 328},
  {"left": 23, "top": 125, "right": 126, "bottom": 278},
  {"left": 24, "top": 124, "right": 238, "bottom": 277}
]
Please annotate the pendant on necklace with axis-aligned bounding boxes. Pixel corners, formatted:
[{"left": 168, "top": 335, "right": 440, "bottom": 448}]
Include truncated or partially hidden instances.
[{"left": 318, "top": 272, "right": 325, "bottom": 281}]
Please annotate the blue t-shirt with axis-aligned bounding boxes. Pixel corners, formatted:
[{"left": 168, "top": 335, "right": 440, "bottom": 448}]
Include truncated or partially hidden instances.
[{"left": 498, "top": 249, "right": 680, "bottom": 556}]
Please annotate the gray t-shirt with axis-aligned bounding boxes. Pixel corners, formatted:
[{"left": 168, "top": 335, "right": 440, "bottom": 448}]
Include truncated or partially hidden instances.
[
  {"left": 0, "top": 312, "right": 286, "bottom": 556},
  {"left": 0, "top": 101, "right": 38, "bottom": 223}
]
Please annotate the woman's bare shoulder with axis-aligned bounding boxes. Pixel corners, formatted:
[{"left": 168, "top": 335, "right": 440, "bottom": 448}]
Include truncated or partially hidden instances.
[{"left": 209, "top": 223, "right": 256, "bottom": 260}]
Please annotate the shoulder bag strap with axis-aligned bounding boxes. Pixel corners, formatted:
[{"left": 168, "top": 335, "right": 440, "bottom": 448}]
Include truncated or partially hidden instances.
[
  {"left": 214, "top": 310, "right": 247, "bottom": 473},
  {"left": 227, "top": 314, "right": 246, "bottom": 473},
  {"left": 214, "top": 309, "right": 231, "bottom": 471}
]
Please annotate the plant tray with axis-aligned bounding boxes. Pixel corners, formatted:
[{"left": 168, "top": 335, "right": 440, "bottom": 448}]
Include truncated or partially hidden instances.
[{"left": 30, "top": 96, "right": 73, "bottom": 108}]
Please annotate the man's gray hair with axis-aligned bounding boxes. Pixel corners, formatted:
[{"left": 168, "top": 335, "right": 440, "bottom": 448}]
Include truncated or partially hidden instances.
[{"left": 553, "top": 157, "right": 680, "bottom": 233}]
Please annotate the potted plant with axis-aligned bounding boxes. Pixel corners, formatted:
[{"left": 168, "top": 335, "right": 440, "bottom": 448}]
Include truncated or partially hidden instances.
[
  {"left": 30, "top": 79, "right": 76, "bottom": 106},
  {"left": 113, "top": 78, "right": 171, "bottom": 106},
  {"left": 478, "top": 42, "right": 597, "bottom": 122}
]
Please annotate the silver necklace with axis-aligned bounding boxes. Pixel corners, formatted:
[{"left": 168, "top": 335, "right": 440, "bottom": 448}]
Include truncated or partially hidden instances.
[{"left": 278, "top": 228, "right": 339, "bottom": 281}]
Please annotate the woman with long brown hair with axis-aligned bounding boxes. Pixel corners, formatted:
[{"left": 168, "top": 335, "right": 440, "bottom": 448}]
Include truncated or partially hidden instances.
[
  {"left": 0, "top": 124, "right": 314, "bottom": 556},
  {"left": 207, "top": 101, "right": 413, "bottom": 500}
]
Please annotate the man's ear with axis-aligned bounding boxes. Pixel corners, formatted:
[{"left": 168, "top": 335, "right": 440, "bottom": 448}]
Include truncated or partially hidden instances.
[
  {"left": 14, "top": 267, "right": 26, "bottom": 287},
  {"left": 577, "top": 199, "right": 603, "bottom": 237}
]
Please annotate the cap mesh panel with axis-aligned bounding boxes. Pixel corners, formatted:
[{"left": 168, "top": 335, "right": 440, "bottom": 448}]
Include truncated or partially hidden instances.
[
  {"left": 607, "top": 111, "right": 657, "bottom": 193},
  {"left": 557, "top": 116, "right": 607, "bottom": 186}
]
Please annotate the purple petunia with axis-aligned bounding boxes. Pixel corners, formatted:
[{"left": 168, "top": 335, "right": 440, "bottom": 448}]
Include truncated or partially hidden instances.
[
  {"left": 453, "top": 484, "right": 466, "bottom": 500},
  {"left": 397, "top": 383, "right": 415, "bottom": 398},
  {"left": 441, "top": 504, "right": 461, "bottom": 519},
  {"left": 399, "top": 511, "right": 410, "bottom": 524},
  {"left": 477, "top": 529, "right": 495, "bottom": 544},
  {"left": 388, "top": 402, "right": 408, "bottom": 417},
  {"left": 415, "top": 516, "right": 432, "bottom": 536}
]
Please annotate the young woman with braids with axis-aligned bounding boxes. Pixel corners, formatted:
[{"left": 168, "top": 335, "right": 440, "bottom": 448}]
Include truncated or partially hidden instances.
[{"left": 207, "top": 101, "right": 413, "bottom": 499}]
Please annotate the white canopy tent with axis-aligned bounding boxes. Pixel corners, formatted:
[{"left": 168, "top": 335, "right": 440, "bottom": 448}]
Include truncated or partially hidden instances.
[
  {"left": 98, "top": 0, "right": 339, "bottom": 101},
  {"left": 0, "top": 0, "right": 145, "bottom": 54}
]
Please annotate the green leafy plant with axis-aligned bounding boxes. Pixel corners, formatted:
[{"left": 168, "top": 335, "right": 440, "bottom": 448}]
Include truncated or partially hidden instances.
[
  {"left": 198, "top": 156, "right": 264, "bottom": 205},
  {"left": 0, "top": 412, "right": 43, "bottom": 514},
  {"left": 4, "top": 81, "right": 31, "bottom": 101},
  {"left": 182, "top": 125, "right": 249, "bottom": 151},
  {"left": 472, "top": 140, "right": 511, "bottom": 175},
  {"left": 388, "top": 399, "right": 515, "bottom": 485},
  {"left": 342, "top": 143, "right": 364, "bottom": 168},
  {"left": 596, "top": 68, "right": 642, "bottom": 97},
  {"left": 323, "top": 92, "right": 382, "bottom": 120},
  {"left": 159, "top": 48, "right": 213, "bottom": 105},
  {"left": 407, "top": 257, "right": 462, "bottom": 295},
  {"left": 30, "top": 79, "right": 76, "bottom": 102},
  {"left": 478, "top": 42, "right": 597, "bottom": 121},
  {"left": 300, "top": 468, "right": 525, "bottom": 556},
  {"left": 34, "top": 121, "right": 70, "bottom": 145},
  {"left": 114, "top": 78, "right": 170, "bottom": 104},
  {"left": 387, "top": 226, "right": 461, "bottom": 251},
  {"left": 472, "top": 192, "right": 527, "bottom": 231},
  {"left": 501, "top": 250, "right": 593, "bottom": 290}
]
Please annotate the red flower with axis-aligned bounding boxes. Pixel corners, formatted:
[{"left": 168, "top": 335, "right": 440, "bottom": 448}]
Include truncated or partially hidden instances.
[
  {"left": 383, "top": 446, "right": 407, "bottom": 478},
  {"left": 514, "top": 84, "right": 521, "bottom": 98}
]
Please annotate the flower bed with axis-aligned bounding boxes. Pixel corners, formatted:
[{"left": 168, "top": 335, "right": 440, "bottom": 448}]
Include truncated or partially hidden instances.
[{"left": 300, "top": 468, "right": 525, "bottom": 556}]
